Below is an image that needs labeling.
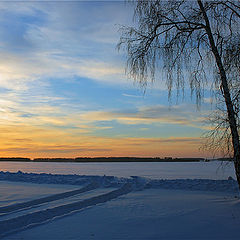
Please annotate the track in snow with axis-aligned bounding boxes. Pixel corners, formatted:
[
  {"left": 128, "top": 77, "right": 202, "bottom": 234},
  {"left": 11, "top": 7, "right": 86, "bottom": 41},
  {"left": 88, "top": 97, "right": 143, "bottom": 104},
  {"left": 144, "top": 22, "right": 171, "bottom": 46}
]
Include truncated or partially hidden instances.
[
  {"left": 0, "top": 182, "right": 133, "bottom": 238},
  {"left": 0, "top": 182, "right": 98, "bottom": 215}
]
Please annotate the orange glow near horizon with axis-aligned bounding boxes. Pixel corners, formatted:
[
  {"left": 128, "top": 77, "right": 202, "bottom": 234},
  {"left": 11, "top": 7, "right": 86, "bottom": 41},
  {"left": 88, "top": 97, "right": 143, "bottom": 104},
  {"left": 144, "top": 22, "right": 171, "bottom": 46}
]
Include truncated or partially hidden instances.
[{"left": 0, "top": 124, "right": 209, "bottom": 159}]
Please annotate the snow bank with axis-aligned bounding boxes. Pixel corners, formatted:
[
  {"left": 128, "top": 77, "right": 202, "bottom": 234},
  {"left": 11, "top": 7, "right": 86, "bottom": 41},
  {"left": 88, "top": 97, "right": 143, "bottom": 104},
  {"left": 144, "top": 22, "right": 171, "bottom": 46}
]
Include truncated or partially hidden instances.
[
  {"left": 146, "top": 178, "right": 239, "bottom": 193},
  {"left": 0, "top": 171, "right": 125, "bottom": 188},
  {"left": 0, "top": 171, "right": 239, "bottom": 194}
]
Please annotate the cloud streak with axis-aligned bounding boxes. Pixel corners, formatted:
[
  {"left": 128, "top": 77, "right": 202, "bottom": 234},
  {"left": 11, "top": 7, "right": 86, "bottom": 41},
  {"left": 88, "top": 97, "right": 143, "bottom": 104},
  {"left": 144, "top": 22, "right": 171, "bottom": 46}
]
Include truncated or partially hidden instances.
[{"left": 80, "top": 104, "right": 209, "bottom": 130}]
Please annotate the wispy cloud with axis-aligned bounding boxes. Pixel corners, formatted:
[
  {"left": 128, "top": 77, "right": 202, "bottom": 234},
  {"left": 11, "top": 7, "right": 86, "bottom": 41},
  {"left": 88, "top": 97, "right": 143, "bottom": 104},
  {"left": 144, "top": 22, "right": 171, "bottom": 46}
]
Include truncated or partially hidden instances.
[
  {"left": 122, "top": 93, "right": 143, "bottom": 98},
  {"left": 79, "top": 104, "right": 209, "bottom": 130}
]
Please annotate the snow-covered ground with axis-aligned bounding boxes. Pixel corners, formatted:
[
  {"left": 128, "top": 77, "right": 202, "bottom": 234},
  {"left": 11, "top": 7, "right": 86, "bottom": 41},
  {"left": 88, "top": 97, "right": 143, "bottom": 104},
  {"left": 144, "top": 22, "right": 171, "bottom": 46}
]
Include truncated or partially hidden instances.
[
  {"left": 5, "top": 189, "right": 240, "bottom": 240},
  {"left": 0, "top": 161, "right": 240, "bottom": 239}
]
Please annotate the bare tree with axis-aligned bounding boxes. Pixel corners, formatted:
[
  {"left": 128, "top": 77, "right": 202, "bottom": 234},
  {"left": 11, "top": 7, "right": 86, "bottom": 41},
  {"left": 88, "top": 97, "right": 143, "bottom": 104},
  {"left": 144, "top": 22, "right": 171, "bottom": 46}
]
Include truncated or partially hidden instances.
[
  {"left": 118, "top": 0, "right": 240, "bottom": 187},
  {"left": 203, "top": 73, "right": 239, "bottom": 158}
]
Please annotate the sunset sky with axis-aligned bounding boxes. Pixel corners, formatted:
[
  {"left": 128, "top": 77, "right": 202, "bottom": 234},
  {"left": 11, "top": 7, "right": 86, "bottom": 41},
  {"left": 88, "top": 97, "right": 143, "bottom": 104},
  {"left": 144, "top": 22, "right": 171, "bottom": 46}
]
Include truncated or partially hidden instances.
[{"left": 0, "top": 1, "right": 214, "bottom": 158}]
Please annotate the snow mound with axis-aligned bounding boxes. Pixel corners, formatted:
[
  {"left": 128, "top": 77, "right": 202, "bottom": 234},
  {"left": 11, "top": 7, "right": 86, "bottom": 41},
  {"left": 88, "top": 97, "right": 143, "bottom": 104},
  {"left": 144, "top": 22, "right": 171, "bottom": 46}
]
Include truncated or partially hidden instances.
[
  {"left": 146, "top": 178, "right": 239, "bottom": 193},
  {"left": 0, "top": 171, "right": 126, "bottom": 188},
  {"left": 0, "top": 171, "right": 239, "bottom": 194}
]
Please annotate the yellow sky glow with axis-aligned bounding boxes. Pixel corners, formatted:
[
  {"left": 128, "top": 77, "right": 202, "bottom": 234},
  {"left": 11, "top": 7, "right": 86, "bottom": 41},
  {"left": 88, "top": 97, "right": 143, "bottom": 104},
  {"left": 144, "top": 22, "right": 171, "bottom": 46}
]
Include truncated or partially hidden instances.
[{"left": 0, "top": 124, "right": 206, "bottom": 159}]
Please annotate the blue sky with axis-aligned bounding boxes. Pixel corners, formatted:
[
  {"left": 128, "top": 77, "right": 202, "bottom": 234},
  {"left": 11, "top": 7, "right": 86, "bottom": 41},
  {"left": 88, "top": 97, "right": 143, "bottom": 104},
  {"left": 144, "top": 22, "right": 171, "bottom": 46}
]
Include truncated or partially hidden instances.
[{"left": 0, "top": 1, "right": 213, "bottom": 158}]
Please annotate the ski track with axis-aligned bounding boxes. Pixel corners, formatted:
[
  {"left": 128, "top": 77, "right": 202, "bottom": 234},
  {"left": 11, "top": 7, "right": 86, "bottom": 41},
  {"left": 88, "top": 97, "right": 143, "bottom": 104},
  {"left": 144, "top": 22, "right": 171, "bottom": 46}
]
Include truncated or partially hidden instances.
[
  {"left": 0, "top": 183, "right": 133, "bottom": 238},
  {"left": 0, "top": 182, "right": 98, "bottom": 215},
  {"left": 0, "top": 188, "right": 117, "bottom": 222}
]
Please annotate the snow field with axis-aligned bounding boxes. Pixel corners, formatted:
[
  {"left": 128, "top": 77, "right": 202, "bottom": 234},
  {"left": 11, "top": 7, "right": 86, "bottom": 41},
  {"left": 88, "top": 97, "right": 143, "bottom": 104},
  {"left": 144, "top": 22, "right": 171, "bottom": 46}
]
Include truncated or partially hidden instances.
[
  {"left": 4, "top": 189, "right": 240, "bottom": 240},
  {"left": 0, "top": 165, "right": 240, "bottom": 240}
]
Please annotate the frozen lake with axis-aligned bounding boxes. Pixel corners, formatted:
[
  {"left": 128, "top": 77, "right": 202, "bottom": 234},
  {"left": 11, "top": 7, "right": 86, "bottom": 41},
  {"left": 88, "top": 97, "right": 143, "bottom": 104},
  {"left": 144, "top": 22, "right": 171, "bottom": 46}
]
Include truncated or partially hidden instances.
[
  {"left": 0, "top": 161, "right": 239, "bottom": 239},
  {"left": 0, "top": 161, "right": 235, "bottom": 180}
]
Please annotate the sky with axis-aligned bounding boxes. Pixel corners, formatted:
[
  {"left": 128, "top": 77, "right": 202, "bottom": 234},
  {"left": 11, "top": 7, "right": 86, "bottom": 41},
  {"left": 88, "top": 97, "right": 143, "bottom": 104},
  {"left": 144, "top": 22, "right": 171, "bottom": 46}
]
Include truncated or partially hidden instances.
[{"left": 0, "top": 0, "right": 214, "bottom": 158}]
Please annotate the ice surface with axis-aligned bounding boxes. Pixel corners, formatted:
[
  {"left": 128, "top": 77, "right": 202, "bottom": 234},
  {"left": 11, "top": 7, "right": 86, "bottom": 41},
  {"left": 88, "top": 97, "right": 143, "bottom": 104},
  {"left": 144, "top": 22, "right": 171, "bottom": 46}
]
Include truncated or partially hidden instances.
[{"left": 0, "top": 161, "right": 235, "bottom": 179}]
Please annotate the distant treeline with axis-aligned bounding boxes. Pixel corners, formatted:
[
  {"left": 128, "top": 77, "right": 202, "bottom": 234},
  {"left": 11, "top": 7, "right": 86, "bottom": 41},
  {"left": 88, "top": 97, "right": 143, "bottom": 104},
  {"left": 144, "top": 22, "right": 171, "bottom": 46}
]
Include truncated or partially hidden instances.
[
  {"left": 0, "top": 157, "right": 211, "bottom": 162},
  {"left": 0, "top": 157, "right": 31, "bottom": 162},
  {"left": 0, "top": 157, "right": 234, "bottom": 163}
]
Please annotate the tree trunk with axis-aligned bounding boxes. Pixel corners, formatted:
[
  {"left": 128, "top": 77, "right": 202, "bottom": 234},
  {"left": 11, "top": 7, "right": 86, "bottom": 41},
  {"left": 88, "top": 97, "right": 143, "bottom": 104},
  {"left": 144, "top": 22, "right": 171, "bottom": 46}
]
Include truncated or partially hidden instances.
[{"left": 197, "top": 0, "right": 240, "bottom": 189}]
